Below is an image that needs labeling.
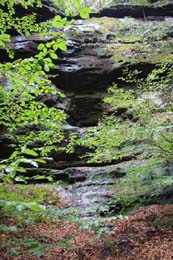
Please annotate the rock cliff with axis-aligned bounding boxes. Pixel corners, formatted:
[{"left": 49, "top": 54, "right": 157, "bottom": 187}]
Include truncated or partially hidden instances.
[{"left": 1, "top": 0, "right": 173, "bottom": 216}]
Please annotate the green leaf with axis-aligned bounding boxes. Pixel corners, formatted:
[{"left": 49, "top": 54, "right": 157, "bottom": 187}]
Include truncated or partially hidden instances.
[
  {"left": 80, "top": 8, "right": 90, "bottom": 19},
  {"left": 0, "top": 41, "right": 5, "bottom": 47},
  {"left": 50, "top": 52, "right": 58, "bottom": 59},
  {"left": 44, "top": 64, "right": 50, "bottom": 72},
  {"left": 23, "top": 148, "right": 38, "bottom": 157},
  {"left": 52, "top": 21, "right": 63, "bottom": 28},
  {"left": 46, "top": 42, "right": 52, "bottom": 48},
  {"left": 5, "top": 176, "right": 14, "bottom": 184},
  {"left": 9, "top": 151, "right": 19, "bottom": 160},
  {"left": 43, "top": 47, "right": 47, "bottom": 54},
  {"left": 54, "top": 15, "right": 62, "bottom": 21},
  {"left": 45, "top": 57, "right": 52, "bottom": 63},
  {"left": 47, "top": 176, "right": 53, "bottom": 182},
  {"left": 37, "top": 43, "right": 44, "bottom": 50},
  {"left": 53, "top": 44, "right": 59, "bottom": 51},
  {"left": 33, "top": 175, "right": 46, "bottom": 180},
  {"left": 0, "top": 33, "right": 10, "bottom": 41},
  {"left": 15, "top": 176, "right": 27, "bottom": 183},
  {"left": 65, "top": 9, "right": 70, "bottom": 16},
  {"left": 0, "top": 34, "right": 11, "bottom": 47},
  {"left": 58, "top": 42, "right": 67, "bottom": 52}
]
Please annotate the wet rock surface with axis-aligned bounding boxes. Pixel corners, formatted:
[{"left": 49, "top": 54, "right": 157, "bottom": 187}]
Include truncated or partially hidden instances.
[
  {"left": 26, "top": 164, "right": 128, "bottom": 217},
  {"left": 54, "top": 164, "right": 127, "bottom": 217},
  {"left": 25, "top": 161, "right": 173, "bottom": 218}
]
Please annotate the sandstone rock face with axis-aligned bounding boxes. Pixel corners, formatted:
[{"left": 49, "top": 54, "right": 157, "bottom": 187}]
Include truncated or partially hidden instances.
[
  {"left": 1, "top": 1, "right": 173, "bottom": 164},
  {"left": 3, "top": 12, "right": 173, "bottom": 91},
  {"left": 55, "top": 17, "right": 173, "bottom": 91},
  {"left": 1, "top": 1, "right": 173, "bottom": 216},
  {"left": 53, "top": 16, "right": 173, "bottom": 127},
  {"left": 27, "top": 163, "right": 128, "bottom": 217}
]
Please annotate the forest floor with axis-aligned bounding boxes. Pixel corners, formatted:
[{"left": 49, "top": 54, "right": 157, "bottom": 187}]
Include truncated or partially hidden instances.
[{"left": 0, "top": 184, "right": 173, "bottom": 260}]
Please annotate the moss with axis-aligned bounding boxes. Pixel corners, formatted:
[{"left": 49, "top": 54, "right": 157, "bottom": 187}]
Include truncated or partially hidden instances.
[
  {"left": 85, "top": 17, "right": 136, "bottom": 34},
  {"left": 109, "top": 33, "right": 173, "bottom": 66},
  {"left": 69, "top": 16, "right": 173, "bottom": 68},
  {"left": 0, "top": 184, "right": 60, "bottom": 205},
  {"left": 83, "top": 17, "right": 173, "bottom": 42}
]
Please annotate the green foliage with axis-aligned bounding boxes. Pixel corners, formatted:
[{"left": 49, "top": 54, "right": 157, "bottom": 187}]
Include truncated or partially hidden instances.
[
  {"left": 0, "top": 1, "right": 65, "bottom": 182},
  {"left": 0, "top": 33, "right": 10, "bottom": 47},
  {"left": 0, "top": 199, "right": 46, "bottom": 223},
  {"left": 0, "top": 3, "right": 92, "bottom": 247},
  {"left": 123, "top": 159, "right": 173, "bottom": 193},
  {"left": 108, "top": 160, "right": 173, "bottom": 214},
  {"left": 0, "top": 147, "right": 38, "bottom": 183},
  {"left": 80, "top": 216, "right": 118, "bottom": 233},
  {"left": 0, "top": 236, "right": 56, "bottom": 259},
  {"left": 53, "top": 0, "right": 92, "bottom": 14},
  {"left": 0, "top": 3, "right": 94, "bottom": 257},
  {"left": 79, "top": 85, "right": 156, "bottom": 163},
  {"left": 0, "top": 0, "right": 90, "bottom": 183},
  {"left": 0, "top": 184, "right": 61, "bottom": 224},
  {"left": 0, "top": 183, "right": 76, "bottom": 258},
  {"left": 0, "top": 0, "right": 42, "bottom": 35},
  {"left": 0, "top": 145, "right": 55, "bottom": 183},
  {"left": 0, "top": 58, "right": 66, "bottom": 148},
  {"left": 80, "top": 65, "right": 173, "bottom": 213},
  {"left": 81, "top": 65, "right": 173, "bottom": 163},
  {"left": 0, "top": 54, "right": 66, "bottom": 181}
]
